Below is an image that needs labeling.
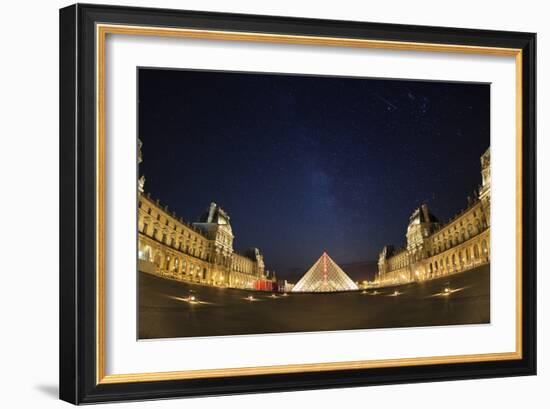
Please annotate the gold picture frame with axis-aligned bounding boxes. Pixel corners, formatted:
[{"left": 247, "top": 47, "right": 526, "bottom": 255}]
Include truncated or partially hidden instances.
[{"left": 60, "top": 4, "right": 536, "bottom": 404}]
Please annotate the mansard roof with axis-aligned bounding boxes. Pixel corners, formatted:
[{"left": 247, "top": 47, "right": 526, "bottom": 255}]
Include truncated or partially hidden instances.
[
  {"left": 199, "top": 202, "right": 231, "bottom": 225},
  {"left": 409, "top": 204, "right": 439, "bottom": 225}
]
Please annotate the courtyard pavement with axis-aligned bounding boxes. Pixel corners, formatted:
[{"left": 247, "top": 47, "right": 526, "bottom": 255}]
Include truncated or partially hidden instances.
[{"left": 139, "top": 264, "right": 489, "bottom": 339}]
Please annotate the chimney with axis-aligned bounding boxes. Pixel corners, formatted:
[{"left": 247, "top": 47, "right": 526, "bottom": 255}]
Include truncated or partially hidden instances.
[
  {"left": 421, "top": 204, "right": 430, "bottom": 222},
  {"left": 207, "top": 202, "right": 217, "bottom": 223}
]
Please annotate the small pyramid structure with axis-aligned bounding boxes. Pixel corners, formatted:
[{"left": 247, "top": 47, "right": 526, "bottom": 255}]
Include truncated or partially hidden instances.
[{"left": 292, "top": 252, "right": 359, "bottom": 292}]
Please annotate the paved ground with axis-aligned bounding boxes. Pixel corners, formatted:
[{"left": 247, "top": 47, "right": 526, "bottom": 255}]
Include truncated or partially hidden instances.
[{"left": 139, "top": 264, "right": 489, "bottom": 339}]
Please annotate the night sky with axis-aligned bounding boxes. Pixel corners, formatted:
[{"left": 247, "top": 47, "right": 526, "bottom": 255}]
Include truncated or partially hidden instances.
[{"left": 138, "top": 68, "right": 489, "bottom": 282}]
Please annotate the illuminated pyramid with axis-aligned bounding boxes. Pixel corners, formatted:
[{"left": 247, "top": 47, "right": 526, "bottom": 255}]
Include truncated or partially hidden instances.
[{"left": 292, "top": 252, "right": 359, "bottom": 292}]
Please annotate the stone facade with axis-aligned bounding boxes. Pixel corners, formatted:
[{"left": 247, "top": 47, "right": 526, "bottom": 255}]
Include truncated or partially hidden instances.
[
  {"left": 377, "top": 148, "right": 491, "bottom": 286},
  {"left": 137, "top": 142, "right": 275, "bottom": 290}
]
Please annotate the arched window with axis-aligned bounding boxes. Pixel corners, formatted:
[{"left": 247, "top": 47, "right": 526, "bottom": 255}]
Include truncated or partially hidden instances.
[
  {"left": 138, "top": 245, "right": 149, "bottom": 261},
  {"left": 481, "top": 240, "right": 488, "bottom": 258},
  {"left": 476, "top": 219, "right": 483, "bottom": 233},
  {"left": 473, "top": 245, "right": 480, "bottom": 259},
  {"left": 467, "top": 224, "right": 473, "bottom": 238},
  {"left": 452, "top": 254, "right": 456, "bottom": 267},
  {"left": 466, "top": 248, "right": 471, "bottom": 262}
]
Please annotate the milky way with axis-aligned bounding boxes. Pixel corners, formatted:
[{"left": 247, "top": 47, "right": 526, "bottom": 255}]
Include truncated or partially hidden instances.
[{"left": 138, "top": 69, "right": 490, "bottom": 281}]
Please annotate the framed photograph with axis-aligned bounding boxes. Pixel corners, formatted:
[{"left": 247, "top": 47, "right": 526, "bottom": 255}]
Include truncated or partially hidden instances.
[{"left": 59, "top": 4, "right": 536, "bottom": 404}]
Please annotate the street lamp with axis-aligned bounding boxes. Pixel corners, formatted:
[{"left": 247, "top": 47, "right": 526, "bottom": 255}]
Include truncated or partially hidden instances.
[{"left": 187, "top": 290, "right": 198, "bottom": 303}]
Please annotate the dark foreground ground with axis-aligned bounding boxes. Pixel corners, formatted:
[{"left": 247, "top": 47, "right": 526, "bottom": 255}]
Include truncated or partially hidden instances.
[{"left": 139, "top": 265, "right": 489, "bottom": 339}]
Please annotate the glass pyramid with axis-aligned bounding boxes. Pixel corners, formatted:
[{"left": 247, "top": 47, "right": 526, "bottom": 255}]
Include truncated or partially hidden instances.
[{"left": 292, "top": 252, "right": 359, "bottom": 292}]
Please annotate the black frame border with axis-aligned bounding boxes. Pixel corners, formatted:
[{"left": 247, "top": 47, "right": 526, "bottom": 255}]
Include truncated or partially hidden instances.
[{"left": 59, "top": 3, "right": 536, "bottom": 404}]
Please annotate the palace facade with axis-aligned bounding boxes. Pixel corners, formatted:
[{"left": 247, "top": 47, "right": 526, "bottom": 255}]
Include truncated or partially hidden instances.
[
  {"left": 137, "top": 143, "right": 276, "bottom": 291},
  {"left": 376, "top": 148, "right": 491, "bottom": 286}
]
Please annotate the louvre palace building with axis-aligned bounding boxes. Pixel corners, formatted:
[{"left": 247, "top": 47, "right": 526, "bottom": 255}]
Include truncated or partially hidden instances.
[
  {"left": 377, "top": 148, "right": 491, "bottom": 286},
  {"left": 137, "top": 141, "right": 276, "bottom": 291}
]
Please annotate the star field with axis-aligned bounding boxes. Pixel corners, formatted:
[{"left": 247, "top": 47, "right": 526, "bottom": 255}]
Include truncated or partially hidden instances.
[{"left": 138, "top": 68, "right": 490, "bottom": 282}]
